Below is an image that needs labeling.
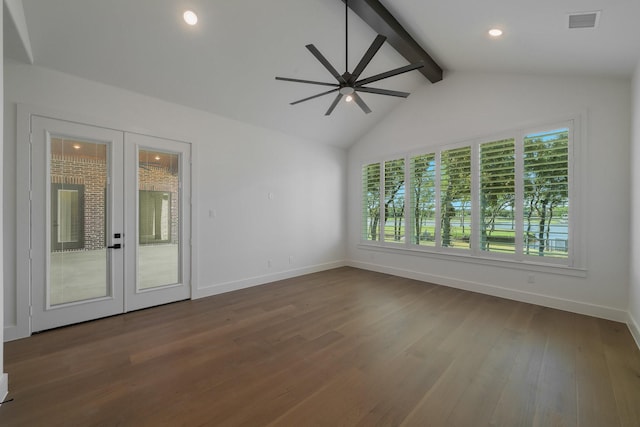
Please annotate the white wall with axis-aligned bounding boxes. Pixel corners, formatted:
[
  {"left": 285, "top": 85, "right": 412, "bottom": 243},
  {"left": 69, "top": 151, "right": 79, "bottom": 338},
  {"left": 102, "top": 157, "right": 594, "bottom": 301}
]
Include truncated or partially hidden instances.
[
  {"left": 3, "top": 61, "right": 347, "bottom": 339},
  {"left": 630, "top": 61, "right": 640, "bottom": 347},
  {"left": 1, "top": 0, "right": 8, "bottom": 402},
  {"left": 347, "top": 71, "right": 632, "bottom": 321}
]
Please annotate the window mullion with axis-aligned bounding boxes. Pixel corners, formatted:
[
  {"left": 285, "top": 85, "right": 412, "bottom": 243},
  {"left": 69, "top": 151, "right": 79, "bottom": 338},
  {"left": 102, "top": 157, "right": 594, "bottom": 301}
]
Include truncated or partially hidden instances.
[
  {"left": 470, "top": 143, "right": 480, "bottom": 254},
  {"left": 567, "top": 120, "right": 576, "bottom": 267},
  {"left": 404, "top": 155, "right": 410, "bottom": 247},
  {"left": 434, "top": 150, "right": 442, "bottom": 248},
  {"left": 379, "top": 161, "right": 384, "bottom": 243},
  {"left": 514, "top": 131, "right": 525, "bottom": 259}
]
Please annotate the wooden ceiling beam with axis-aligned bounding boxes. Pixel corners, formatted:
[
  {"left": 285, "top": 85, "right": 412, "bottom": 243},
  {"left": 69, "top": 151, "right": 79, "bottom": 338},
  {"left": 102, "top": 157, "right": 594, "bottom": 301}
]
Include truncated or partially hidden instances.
[{"left": 343, "top": 0, "right": 443, "bottom": 83}]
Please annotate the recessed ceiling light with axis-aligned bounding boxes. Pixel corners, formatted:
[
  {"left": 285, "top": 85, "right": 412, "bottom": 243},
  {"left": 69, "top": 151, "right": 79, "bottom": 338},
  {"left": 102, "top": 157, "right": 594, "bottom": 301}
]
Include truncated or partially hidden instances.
[
  {"left": 183, "top": 10, "right": 198, "bottom": 26},
  {"left": 488, "top": 28, "right": 503, "bottom": 37}
]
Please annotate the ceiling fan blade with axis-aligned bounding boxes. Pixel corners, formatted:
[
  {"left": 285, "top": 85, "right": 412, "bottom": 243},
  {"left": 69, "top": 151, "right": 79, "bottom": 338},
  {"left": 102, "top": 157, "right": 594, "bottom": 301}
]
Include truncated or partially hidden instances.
[
  {"left": 355, "top": 62, "right": 425, "bottom": 86},
  {"left": 276, "top": 77, "right": 339, "bottom": 88},
  {"left": 325, "top": 93, "right": 344, "bottom": 116},
  {"left": 306, "top": 44, "right": 347, "bottom": 84},
  {"left": 352, "top": 92, "right": 372, "bottom": 114},
  {"left": 349, "top": 35, "right": 387, "bottom": 83},
  {"left": 290, "top": 88, "right": 339, "bottom": 105},
  {"left": 356, "top": 87, "right": 410, "bottom": 98}
]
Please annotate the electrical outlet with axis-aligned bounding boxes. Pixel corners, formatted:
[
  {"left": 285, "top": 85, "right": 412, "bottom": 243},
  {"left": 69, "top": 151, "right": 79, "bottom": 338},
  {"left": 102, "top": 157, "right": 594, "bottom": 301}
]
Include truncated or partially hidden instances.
[
  {"left": 289, "top": 255, "right": 294, "bottom": 265},
  {"left": 267, "top": 259, "right": 272, "bottom": 268},
  {"left": 527, "top": 274, "right": 535, "bottom": 284}
]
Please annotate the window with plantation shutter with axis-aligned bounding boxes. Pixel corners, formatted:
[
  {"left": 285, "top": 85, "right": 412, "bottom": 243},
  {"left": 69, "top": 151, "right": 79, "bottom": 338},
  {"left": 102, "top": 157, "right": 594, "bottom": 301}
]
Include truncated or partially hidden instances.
[
  {"left": 409, "top": 153, "right": 436, "bottom": 246},
  {"left": 440, "top": 147, "right": 471, "bottom": 249},
  {"left": 523, "top": 128, "right": 569, "bottom": 259},
  {"left": 480, "top": 139, "right": 516, "bottom": 254},
  {"left": 384, "top": 159, "right": 405, "bottom": 243},
  {"left": 360, "top": 120, "right": 576, "bottom": 268},
  {"left": 362, "top": 163, "right": 381, "bottom": 241}
]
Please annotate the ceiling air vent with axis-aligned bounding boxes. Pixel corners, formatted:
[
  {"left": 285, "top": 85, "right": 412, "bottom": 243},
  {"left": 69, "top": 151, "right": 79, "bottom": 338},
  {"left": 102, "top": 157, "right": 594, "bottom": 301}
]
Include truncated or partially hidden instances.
[{"left": 568, "top": 11, "right": 600, "bottom": 29}]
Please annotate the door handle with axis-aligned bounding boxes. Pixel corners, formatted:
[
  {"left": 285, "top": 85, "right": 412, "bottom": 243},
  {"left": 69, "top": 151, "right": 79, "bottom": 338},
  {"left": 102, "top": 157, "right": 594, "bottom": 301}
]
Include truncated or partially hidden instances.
[{"left": 107, "top": 243, "right": 122, "bottom": 249}]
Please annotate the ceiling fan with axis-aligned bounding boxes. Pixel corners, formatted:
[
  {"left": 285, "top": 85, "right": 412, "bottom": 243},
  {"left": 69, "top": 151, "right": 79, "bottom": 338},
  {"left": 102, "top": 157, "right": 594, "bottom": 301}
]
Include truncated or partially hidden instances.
[{"left": 275, "top": 0, "right": 425, "bottom": 116}]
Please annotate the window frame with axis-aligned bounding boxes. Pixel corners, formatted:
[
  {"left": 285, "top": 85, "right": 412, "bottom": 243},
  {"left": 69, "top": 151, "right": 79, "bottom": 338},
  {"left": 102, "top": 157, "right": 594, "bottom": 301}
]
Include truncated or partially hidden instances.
[{"left": 359, "top": 118, "right": 583, "bottom": 275}]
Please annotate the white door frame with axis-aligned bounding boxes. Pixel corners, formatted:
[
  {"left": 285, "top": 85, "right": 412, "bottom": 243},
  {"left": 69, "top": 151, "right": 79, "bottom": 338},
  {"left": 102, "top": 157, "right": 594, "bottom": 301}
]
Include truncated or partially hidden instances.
[{"left": 10, "top": 104, "right": 195, "bottom": 339}]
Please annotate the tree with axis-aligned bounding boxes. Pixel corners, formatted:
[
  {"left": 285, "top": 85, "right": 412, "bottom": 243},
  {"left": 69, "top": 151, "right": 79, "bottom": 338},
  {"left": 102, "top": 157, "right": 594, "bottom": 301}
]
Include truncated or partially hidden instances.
[
  {"left": 410, "top": 154, "right": 435, "bottom": 244},
  {"left": 440, "top": 147, "right": 471, "bottom": 248},
  {"left": 384, "top": 159, "right": 405, "bottom": 242}
]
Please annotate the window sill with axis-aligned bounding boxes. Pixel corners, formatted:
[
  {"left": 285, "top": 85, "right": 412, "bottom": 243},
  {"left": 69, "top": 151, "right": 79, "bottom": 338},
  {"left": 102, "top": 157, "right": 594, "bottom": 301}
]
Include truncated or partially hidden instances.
[{"left": 356, "top": 242, "right": 587, "bottom": 278}]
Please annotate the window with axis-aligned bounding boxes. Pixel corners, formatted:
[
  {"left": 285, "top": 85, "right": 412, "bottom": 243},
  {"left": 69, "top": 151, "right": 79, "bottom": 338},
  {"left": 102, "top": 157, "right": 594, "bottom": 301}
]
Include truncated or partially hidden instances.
[
  {"left": 384, "top": 159, "right": 405, "bottom": 243},
  {"left": 361, "top": 121, "right": 574, "bottom": 267},
  {"left": 523, "top": 128, "right": 569, "bottom": 259},
  {"left": 362, "top": 162, "right": 381, "bottom": 241},
  {"left": 409, "top": 153, "right": 436, "bottom": 246},
  {"left": 139, "top": 191, "right": 172, "bottom": 244},
  {"left": 440, "top": 146, "right": 471, "bottom": 249},
  {"left": 480, "top": 139, "right": 515, "bottom": 254},
  {"left": 51, "top": 183, "right": 85, "bottom": 251}
]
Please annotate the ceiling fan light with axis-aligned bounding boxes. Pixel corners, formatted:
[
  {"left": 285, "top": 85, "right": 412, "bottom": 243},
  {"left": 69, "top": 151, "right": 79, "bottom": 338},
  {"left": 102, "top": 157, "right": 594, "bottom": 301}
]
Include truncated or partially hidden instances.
[{"left": 345, "top": 95, "right": 353, "bottom": 102}]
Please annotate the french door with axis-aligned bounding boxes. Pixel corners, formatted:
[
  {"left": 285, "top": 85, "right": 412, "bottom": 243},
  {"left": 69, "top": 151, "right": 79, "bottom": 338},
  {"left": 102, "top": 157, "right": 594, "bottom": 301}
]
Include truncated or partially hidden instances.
[{"left": 30, "top": 116, "right": 191, "bottom": 332}]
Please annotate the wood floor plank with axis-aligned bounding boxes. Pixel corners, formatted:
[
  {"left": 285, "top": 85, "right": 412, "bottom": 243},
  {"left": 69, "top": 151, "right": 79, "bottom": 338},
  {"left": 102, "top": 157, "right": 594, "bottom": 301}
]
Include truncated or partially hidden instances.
[
  {"left": 1, "top": 267, "right": 639, "bottom": 426},
  {"left": 598, "top": 319, "right": 640, "bottom": 427},
  {"left": 575, "top": 316, "right": 622, "bottom": 427},
  {"left": 399, "top": 296, "right": 518, "bottom": 426},
  {"left": 446, "top": 326, "right": 523, "bottom": 426},
  {"left": 491, "top": 304, "right": 548, "bottom": 426},
  {"left": 531, "top": 308, "right": 579, "bottom": 427}
]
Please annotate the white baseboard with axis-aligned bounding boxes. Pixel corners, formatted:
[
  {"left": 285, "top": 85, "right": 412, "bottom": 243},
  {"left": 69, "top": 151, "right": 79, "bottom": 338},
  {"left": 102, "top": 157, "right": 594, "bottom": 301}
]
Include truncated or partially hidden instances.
[
  {"left": 194, "top": 261, "right": 347, "bottom": 299},
  {"left": 0, "top": 373, "right": 8, "bottom": 405},
  {"left": 348, "top": 260, "right": 628, "bottom": 323},
  {"left": 4, "top": 322, "right": 31, "bottom": 342},
  {"left": 628, "top": 312, "right": 640, "bottom": 351}
]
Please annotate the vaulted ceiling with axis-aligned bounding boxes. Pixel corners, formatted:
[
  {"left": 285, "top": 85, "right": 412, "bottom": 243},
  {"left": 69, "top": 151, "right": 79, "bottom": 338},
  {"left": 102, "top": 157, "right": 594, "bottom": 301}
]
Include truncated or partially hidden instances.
[{"left": 4, "top": 0, "right": 640, "bottom": 148}]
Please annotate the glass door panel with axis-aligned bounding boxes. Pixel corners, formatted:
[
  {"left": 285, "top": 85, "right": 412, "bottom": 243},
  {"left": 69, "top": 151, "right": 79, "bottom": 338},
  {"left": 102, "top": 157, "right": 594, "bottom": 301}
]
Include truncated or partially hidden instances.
[
  {"left": 30, "top": 116, "right": 124, "bottom": 333},
  {"left": 49, "top": 138, "right": 109, "bottom": 305},
  {"left": 124, "top": 132, "right": 191, "bottom": 312},
  {"left": 138, "top": 149, "right": 180, "bottom": 289}
]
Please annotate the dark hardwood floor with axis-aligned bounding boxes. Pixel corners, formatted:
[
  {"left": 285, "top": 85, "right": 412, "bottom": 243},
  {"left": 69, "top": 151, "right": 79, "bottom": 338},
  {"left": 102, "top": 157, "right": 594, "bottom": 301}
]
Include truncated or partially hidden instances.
[{"left": 1, "top": 267, "right": 639, "bottom": 426}]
